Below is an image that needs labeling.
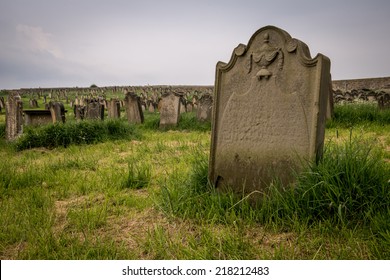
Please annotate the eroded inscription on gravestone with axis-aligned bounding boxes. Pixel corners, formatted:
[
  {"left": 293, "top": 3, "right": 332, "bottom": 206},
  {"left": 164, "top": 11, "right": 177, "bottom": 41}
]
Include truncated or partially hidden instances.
[{"left": 209, "top": 25, "right": 331, "bottom": 194}]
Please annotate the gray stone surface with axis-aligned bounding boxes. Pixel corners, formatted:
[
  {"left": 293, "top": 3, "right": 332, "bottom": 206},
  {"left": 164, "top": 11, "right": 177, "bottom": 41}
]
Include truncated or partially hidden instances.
[
  {"left": 148, "top": 101, "right": 155, "bottom": 113},
  {"left": 124, "top": 92, "right": 144, "bottom": 124},
  {"left": 378, "top": 92, "right": 390, "bottom": 110},
  {"left": 179, "top": 98, "right": 187, "bottom": 114},
  {"left": 29, "top": 99, "right": 39, "bottom": 108},
  {"left": 49, "top": 101, "right": 66, "bottom": 123},
  {"left": 196, "top": 94, "right": 213, "bottom": 122},
  {"left": 5, "top": 92, "right": 23, "bottom": 141},
  {"left": 209, "top": 25, "right": 331, "bottom": 195},
  {"left": 85, "top": 99, "right": 104, "bottom": 120},
  {"left": 107, "top": 99, "right": 121, "bottom": 119},
  {"left": 159, "top": 92, "right": 182, "bottom": 128},
  {"left": 74, "top": 105, "right": 85, "bottom": 120},
  {"left": 23, "top": 110, "right": 52, "bottom": 126}
]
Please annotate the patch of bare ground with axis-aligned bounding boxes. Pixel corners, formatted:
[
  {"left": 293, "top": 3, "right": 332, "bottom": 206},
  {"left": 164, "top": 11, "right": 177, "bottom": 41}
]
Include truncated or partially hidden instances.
[
  {"left": 0, "top": 241, "right": 28, "bottom": 260},
  {"left": 51, "top": 194, "right": 303, "bottom": 259},
  {"left": 53, "top": 194, "right": 105, "bottom": 235},
  {"left": 102, "top": 208, "right": 169, "bottom": 254}
]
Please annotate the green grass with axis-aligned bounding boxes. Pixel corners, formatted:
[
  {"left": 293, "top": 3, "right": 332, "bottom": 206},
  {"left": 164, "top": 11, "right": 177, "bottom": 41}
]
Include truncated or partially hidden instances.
[
  {"left": 14, "top": 119, "right": 140, "bottom": 150},
  {"left": 156, "top": 135, "right": 390, "bottom": 259},
  {"left": 121, "top": 161, "right": 152, "bottom": 189},
  {"left": 0, "top": 103, "right": 389, "bottom": 259},
  {"left": 327, "top": 103, "right": 390, "bottom": 128}
]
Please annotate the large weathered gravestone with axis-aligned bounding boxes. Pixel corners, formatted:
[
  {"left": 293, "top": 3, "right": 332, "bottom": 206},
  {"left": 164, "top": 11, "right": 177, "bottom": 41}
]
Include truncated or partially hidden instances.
[
  {"left": 209, "top": 25, "right": 331, "bottom": 195},
  {"left": 5, "top": 92, "right": 23, "bottom": 141},
  {"left": 159, "top": 92, "right": 182, "bottom": 128},
  {"left": 124, "top": 92, "right": 144, "bottom": 124}
]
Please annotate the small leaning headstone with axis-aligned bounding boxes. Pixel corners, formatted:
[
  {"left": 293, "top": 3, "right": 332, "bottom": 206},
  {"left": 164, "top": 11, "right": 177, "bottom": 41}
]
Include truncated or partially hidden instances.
[
  {"left": 124, "top": 92, "right": 144, "bottom": 124},
  {"left": 159, "top": 91, "right": 182, "bottom": 128},
  {"left": 85, "top": 99, "right": 104, "bottom": 120},
  {"left": 48, "top": 102, "right": 66, "bottom": 123}
]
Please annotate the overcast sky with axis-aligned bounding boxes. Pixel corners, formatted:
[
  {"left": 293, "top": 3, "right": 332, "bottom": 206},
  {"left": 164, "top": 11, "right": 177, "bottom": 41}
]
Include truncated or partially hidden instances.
[{"left": 0, "top": 0, "right": 389, "bottom": 89}]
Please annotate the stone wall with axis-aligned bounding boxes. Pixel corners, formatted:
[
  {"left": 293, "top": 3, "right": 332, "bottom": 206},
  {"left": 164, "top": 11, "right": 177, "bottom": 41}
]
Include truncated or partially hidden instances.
[{"left": 332, "top": 77, "right": 390, "bottom": 92}]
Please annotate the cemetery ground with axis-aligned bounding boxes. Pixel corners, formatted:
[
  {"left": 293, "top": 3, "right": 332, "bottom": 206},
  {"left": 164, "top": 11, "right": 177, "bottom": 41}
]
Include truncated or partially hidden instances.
[{"left": 0, "top": 103, "right": 389, "bottom": 259}]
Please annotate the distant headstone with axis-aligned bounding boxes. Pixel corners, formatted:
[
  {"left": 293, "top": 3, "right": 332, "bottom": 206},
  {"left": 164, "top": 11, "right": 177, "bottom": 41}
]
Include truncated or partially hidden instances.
[
  {"left": 5, "top": 92, "right": 23, "bottom": 141},
  {"left": 196, "top": 94, "right": 213, "bottom": 122},
  {"left": 186, "top": 102, "right": 193, "bottom": 112},
  {"left": 74, "top": 105, "right": 85, "bottom": 120},
  {"left": 23, "top": 110, "right": 52, "bottom": 126},
  {"left": 29, "top": 99, "right": 39, "bottom": 108},
  {"left": 378, "top": 92, "right": 390, "bottom": 110},
  {"left": 124, "top": 92, "right": 144, "bottom": 124},
  {"left": 148, "top": 101, "right": 155, "bottom": 113},
  {"left": 179, "top": 98, "right": 187, "bottom": 114},
  {"left": 107, "top": 99, "right": 121, "bottom": 119},
  {"left": 209, "top": 25, "right": 331, "bottom": 195},
  {"left": 85, "top": 99, "right": 104, "bottom": 120},
  {"left": 48, "top": 101, "right": 66, "bottom": 123},
  {"left": 159, "top": 92, "right": 182, "bottom": 128}
]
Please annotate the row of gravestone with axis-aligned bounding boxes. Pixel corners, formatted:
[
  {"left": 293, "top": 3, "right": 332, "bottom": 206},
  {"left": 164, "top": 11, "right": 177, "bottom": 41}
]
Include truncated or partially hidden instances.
[
  {"left": 24, "top": 86, "right": 390, "bottom": 113},
  {"left": 4, "top": 91, "right": 213, "bottom": 141},
  {"left": 12, "top": 86, "right": 213, "bottom": 107},
  {"left": 333, "top": 89, "right": 390, "bottom": 109},
  {"left": 72, "top": 91, "right": 213, "bottom": 123},
  {"left": 23, "top": 88, "right": 212, "bottom": 114}
]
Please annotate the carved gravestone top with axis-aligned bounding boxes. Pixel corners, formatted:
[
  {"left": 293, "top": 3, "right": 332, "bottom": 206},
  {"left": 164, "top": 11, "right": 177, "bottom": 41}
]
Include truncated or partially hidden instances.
[{"left": 209, "top": 25, "right": 331, "bottom": 195}]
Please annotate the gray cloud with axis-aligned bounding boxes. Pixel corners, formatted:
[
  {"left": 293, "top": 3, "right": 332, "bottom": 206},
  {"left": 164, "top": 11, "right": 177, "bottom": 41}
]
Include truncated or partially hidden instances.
[{"left": 1, "top": 0, "right": 389, "bottom": 89}]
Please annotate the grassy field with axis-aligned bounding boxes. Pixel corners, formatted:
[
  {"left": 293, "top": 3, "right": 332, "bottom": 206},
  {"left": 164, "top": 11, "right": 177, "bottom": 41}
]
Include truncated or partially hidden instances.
[{"left": 0, "top": 103, "right": 389, "bottom": 259}]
